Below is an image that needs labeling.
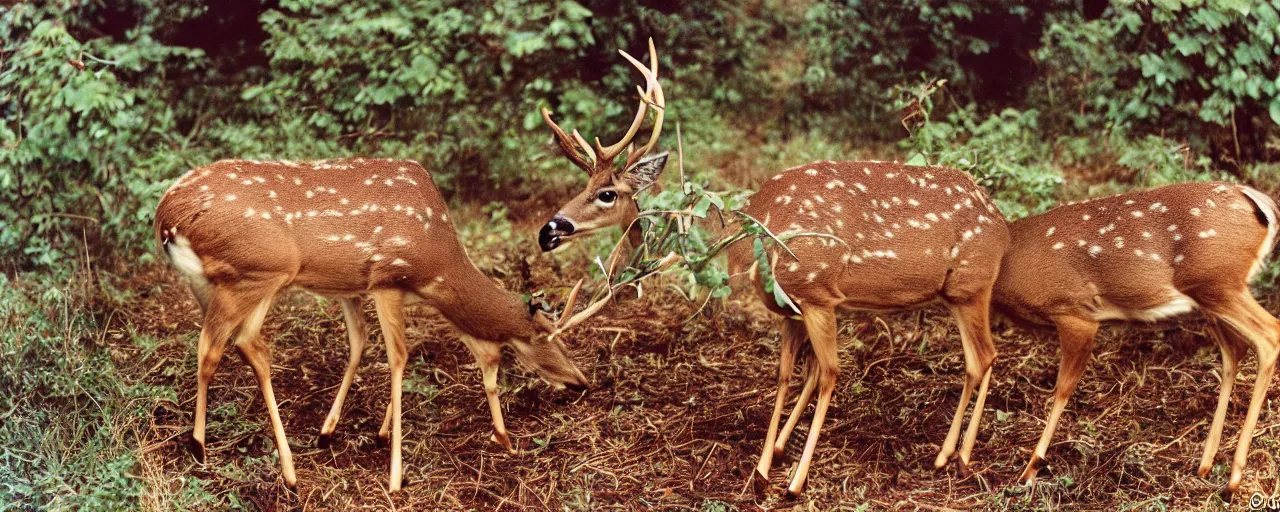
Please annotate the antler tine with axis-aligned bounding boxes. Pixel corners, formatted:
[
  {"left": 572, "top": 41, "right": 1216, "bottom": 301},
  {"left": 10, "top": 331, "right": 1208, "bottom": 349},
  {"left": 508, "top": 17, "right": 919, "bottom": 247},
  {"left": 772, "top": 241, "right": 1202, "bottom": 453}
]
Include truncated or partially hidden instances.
[
  {"left": 557, "top": 279, "right": 585, "bottom": 326},
  {"left": 553, "top": 288, "right": 613, "bottom": 340},
  {"left": 570, "top": 130, "right": 598, "bottom": 165},
  {"left": 620, "top": 38, "right": 665, "bottom": 169},
  {"left": 596, "top": 38, "right": 662, "bottom": 164},
  {"left": 541, "top": 107, "right": 596, "bottom": 175}
]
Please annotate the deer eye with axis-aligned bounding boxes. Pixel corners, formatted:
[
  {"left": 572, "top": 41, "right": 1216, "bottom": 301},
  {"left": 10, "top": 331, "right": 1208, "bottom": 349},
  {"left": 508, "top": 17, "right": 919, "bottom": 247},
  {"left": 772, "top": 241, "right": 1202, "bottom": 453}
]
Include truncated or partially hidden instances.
[{"left": 596, "top": 190, "right": 618, "bottom": 204}]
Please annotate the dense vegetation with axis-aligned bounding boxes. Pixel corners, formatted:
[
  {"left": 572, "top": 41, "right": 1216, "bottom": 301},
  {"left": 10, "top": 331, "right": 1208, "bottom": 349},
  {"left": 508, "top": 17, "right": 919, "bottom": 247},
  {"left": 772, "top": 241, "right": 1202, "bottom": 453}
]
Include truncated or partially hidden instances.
[
  {"left": 4, "top": 0, "right": 1279, "bottom": 271},
  {"left": 2, "top": 0, "right": 1279, "bottom": 509}
]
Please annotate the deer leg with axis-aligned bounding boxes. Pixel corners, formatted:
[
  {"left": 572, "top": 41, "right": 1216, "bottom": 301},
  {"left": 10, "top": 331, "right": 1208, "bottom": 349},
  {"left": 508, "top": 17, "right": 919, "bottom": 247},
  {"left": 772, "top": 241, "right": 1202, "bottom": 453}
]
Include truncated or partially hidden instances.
[
  {"left": 319, "top": 298, "right": 368, "bottom": 445},
  {"left": 786, "top": 306, "right": 839, "bottom": 498},
  {"left": 378, "top": 400, "right": 393, "bottom": 442},
  {"left": 1216, "top": 293, "right": 1279, "bottom": 493},
  {"left": 459, "top": 335, "right": 516, "bottom": 453},
  {"left": 955, "top": 295, "right": 998, "bottom": 470},
  {"left": 373, "top": 290, "right": 408, "bottom": 492},
  {"left": 1198, "top": 322, "right": 1247, "bottom": 477},
  {"left": 1019, "top": 315, "right": 1098, "bottom": 485},
  {"left": 754, "top": 317, "right": 806, "bottom": 484},
  {"left": 190, "top": 293, "right": 242, "bottom": 465},
  {"left": 934, "top": 292, "right": 1000, "bottom": 470},
  {"left": 232, "top": 295, "right": 297, "bottom": 488},
  {"left": 774, "top": 351, "right": 819, "bottom": 459}
]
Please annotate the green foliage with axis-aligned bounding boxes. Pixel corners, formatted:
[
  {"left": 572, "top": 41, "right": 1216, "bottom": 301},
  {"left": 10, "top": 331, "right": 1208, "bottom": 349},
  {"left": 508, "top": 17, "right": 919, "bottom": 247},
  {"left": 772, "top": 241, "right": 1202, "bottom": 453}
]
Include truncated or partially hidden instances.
[
  {"left": 797, "top": 0, "right": 1024, "bottom": 137},
  {"left": 1112, "top": 133, "right": 1220, "bottom": 186},
  {"left": 0, "top": 271, "right": 155, "bottom": 510},
  {"left": 3, "top": 0, "right": 1278, "bottom": 273},
  {"left": 1032, "top": 1, "right": 1280, "bottom": 160},
  {"left": 1, "top": 3, "right": 202, "bottom": 269},
  {"left": 897, "top": 80, "right": 1064, "bottom": 219}
]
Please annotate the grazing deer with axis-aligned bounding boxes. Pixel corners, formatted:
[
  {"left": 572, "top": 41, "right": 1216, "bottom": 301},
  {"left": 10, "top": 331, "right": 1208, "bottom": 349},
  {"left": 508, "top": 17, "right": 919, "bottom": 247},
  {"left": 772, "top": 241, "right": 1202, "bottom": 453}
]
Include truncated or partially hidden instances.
[
  {"left": 993, "top": 182, "right": 1279, "bottom": 493},
  {"left": 154, "top": 158, "right": 590, "bottom": 490},
  {"left": 536, "top": 42, "right": 1012, "bottom": 495}
]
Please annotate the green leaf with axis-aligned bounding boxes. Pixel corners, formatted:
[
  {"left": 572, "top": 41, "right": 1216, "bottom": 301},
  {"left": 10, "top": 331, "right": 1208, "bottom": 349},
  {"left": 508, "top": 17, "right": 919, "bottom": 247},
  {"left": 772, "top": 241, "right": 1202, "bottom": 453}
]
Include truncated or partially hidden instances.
[
  {"left": 751, "top": 239, "right": 801, "bottom": 315},
  {"left": 1271, "top": 98, "right": 1280, "bottom": 126}
]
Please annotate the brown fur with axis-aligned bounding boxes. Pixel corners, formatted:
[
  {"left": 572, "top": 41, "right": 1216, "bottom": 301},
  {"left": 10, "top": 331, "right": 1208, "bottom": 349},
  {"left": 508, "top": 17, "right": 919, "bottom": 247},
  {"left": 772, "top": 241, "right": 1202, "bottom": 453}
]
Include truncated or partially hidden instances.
[
  {"left": 993, "top": 181, "right": 1280, "bottom": 492},
  {"left": 544, "top": 158, "right": 1012, "bottom": 495},
  {"left": 155, "top": 158, "right": 587, "bottom": 490}
]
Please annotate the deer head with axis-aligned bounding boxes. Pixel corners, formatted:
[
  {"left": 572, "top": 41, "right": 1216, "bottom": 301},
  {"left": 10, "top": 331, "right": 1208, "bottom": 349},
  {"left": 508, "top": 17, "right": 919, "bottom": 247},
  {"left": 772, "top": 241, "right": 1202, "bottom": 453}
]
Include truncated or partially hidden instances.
[{"left": 539, "top": 38, "right": 668, "bottom": 252}]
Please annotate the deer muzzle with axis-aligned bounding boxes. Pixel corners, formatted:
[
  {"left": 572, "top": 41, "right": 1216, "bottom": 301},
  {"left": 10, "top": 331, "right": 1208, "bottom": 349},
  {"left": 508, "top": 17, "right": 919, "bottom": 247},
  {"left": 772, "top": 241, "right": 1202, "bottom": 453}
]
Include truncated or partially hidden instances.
[{"left": 539, "top": 215, "right": 575, "bottom": 252}]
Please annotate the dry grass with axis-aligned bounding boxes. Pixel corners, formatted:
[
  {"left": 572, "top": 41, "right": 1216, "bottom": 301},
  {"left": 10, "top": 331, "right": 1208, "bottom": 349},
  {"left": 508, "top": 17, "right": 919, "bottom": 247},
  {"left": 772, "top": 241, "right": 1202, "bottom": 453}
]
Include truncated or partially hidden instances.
[{"left": 97, "top": 217, "right": 1280, "bottom": 510}]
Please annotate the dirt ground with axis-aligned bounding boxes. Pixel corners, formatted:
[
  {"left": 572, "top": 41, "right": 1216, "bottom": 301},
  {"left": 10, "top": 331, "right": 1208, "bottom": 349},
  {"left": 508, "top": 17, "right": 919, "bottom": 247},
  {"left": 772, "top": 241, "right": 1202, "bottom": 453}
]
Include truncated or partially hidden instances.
[{"left": 109, "top": 207, "right": 1280, "bottom": 511}]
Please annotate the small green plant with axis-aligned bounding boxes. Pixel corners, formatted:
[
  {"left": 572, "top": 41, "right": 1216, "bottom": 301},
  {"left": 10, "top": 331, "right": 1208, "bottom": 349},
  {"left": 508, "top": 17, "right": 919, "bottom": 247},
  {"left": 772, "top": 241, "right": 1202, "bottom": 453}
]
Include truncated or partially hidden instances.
[{"left": 895, "top": 78, "right": 1064, "bottom": 219}]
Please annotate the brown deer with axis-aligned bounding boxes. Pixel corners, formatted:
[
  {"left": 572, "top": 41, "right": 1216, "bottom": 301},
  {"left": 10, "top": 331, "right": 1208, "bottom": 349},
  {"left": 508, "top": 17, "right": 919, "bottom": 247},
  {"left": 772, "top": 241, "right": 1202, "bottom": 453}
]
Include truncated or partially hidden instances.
[
  {"left": 535, "top": 47, "right": 1012, "bottom": 494},
  {"left": 154, "top": 158, "right": 590, "bottom": 490},
  {"left": 537, "top": 38, "right": 668, "bottom": 259},
  {"left": 993, "top": 182, "right": 1279, "bottom": 493}
]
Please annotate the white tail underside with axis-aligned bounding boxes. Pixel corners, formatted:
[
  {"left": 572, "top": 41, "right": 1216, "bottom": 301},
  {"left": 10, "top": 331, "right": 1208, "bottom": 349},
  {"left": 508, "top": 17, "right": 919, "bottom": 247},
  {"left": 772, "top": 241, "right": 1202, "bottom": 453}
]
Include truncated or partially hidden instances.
[{"left": 1239, "top": 186, "right": 1279, "bottom": 282}]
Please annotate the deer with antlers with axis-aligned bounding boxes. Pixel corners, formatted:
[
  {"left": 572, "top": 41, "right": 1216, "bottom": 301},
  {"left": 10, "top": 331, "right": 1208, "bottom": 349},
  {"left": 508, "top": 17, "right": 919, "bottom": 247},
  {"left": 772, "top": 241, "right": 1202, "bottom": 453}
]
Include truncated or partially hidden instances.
[
  {"left": 537, "top": 40, "right": 1012, "bottom": 495},
  {"left": 537, "top": 39, "right": 668, "bottom": 259},
  {"left": 993, "top": 182, "right": 1279, "bottom": 493},
  {"left": 155, "top": 158, "right": 592, "bottom": 490}
]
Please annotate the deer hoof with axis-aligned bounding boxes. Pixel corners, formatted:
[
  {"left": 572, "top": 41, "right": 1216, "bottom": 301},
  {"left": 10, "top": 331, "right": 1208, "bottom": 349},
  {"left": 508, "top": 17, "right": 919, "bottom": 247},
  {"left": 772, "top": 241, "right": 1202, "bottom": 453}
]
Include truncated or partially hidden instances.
[
  {"left": 784, "top": 481, "right": 805, "bottom": 499},
  {"left": 188, "top": 435, "right": 207, "bottom": 464},
  {"left": 750, "top": 468, "right": 772, "bottom": 493},
  {"left": 491, "top": 432, "right": 515, "bottom": 453},
  {"left": 317, "top": 433, "right": 333, "bottom": 449}
]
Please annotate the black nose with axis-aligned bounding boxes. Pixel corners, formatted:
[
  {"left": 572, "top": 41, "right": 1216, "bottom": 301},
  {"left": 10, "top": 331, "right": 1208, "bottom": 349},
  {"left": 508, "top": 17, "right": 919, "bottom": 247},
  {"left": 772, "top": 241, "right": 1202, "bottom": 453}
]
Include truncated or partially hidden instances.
[
  {"left": 565, "top": 380, "right": 588, "bottom": 393},
  {"left": 538, "top": 215, "right": 574, "bottom": 252}
]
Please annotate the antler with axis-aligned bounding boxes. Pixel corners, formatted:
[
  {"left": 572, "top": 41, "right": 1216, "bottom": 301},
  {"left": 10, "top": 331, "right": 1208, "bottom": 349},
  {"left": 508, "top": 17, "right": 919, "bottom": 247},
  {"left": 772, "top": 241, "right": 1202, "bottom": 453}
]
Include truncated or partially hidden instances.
[
  {"left": 595, "top": 38, "right": 661, "bottom": 164},
  {"left": 541, "top": 108, "right": 598, "bottom": 175},
  {"left": 617, "top": 38, "right": 665, "bottom": 170},
  {"left": 542, "top": 38, "right": 664, "bottom": 174},
  {"left": 548, "top": 278, "right": 613, "bottom": 342}
]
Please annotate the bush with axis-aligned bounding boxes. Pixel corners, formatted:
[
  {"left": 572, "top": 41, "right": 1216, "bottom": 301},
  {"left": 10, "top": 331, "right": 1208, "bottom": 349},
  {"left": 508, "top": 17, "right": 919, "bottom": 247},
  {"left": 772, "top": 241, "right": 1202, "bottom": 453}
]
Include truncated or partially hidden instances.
[
  {"left": 1031, "top": 1, "right": 1280, "bottom": 164},
  {"left": 896, "top": 80, "right": 1063, "bottom": 219}
]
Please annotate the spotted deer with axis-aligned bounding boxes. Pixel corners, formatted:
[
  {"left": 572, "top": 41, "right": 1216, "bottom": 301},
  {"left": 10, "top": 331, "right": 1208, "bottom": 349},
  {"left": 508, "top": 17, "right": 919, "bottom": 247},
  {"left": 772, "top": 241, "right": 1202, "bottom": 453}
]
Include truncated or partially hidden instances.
[
  {"left": 718, "top": 163, "right": 1011, "bottom": 495},
  {"left": 993, "top": 182, "right": 1279, "bottom": 493},
  {"left": 154, "top": 158, "right": 590, "bottom": 490}
]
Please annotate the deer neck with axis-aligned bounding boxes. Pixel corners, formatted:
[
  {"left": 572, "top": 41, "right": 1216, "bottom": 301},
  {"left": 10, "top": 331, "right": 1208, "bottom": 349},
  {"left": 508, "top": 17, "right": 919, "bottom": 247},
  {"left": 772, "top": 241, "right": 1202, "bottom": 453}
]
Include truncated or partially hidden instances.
[{"left": 423, "top": 259, "right": 536, "bottom": 342}]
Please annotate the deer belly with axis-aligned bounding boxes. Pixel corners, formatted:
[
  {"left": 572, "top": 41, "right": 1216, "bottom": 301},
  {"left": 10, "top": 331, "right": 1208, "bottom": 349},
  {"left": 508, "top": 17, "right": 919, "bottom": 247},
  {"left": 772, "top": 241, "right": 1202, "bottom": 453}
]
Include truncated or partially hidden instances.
[{"left": 1091, "top": 290, "right": 1200, "bottom": 323}]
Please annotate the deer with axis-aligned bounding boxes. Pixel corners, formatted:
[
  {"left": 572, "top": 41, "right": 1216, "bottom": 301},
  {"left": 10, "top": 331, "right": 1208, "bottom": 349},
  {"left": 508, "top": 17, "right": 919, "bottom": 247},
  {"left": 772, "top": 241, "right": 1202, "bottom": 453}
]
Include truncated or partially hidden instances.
[
  {"left": 536, "top": 40, "right": 1012, "bottom": 497},
  {"left": 154, "top": 158, "right": 592, "bottom": 490},
  {"left": 992, "top": 181, "right": 1279, "bottom": 493}
]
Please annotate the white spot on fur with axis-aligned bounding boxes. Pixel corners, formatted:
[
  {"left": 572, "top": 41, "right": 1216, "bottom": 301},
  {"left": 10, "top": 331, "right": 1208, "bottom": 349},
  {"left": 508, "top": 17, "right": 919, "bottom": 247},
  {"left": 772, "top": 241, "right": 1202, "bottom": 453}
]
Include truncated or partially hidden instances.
[{"left": 1046, "top": 227, "right": 1056, "bottom": 237}]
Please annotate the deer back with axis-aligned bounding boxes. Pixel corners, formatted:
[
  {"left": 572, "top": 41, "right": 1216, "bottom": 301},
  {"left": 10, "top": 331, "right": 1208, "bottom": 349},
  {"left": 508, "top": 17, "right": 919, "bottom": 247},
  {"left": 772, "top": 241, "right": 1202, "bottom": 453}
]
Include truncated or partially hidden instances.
[
  {"left": 727, "top": 161, "right": 1010, "bottom": 312},
  {"left": 993, "top": 181, "right": 1280, "bottom": 325}
]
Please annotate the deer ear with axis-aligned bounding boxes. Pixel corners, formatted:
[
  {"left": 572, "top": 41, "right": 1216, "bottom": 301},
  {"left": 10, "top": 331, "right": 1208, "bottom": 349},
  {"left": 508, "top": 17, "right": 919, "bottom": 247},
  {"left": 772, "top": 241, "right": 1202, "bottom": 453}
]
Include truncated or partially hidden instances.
[{"left": 619, "top": 152, "right": 668, "bottom": 192}]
